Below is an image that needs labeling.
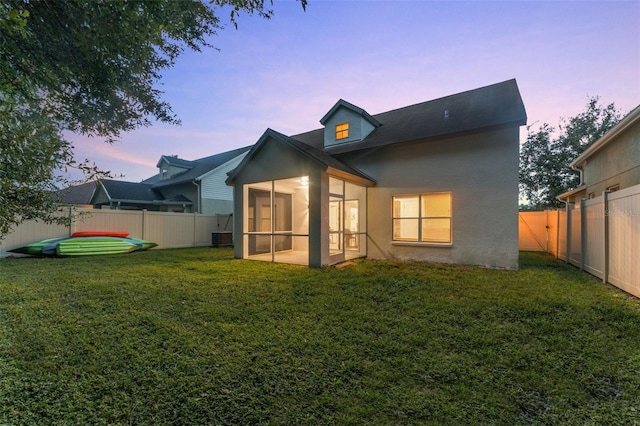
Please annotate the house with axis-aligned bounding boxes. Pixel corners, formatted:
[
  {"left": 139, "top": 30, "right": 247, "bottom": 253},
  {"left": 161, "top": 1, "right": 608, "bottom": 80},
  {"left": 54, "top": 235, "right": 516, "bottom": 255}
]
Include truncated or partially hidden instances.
[
  {"left": 557, "top": 104, "right": 640, "bottom": 204},
  {"left": 56, "top": 146, "right": 251, "bottom": 214},
  {"left": 226, "top": 79, "right": 527, "bottom": 268},
  {"left": 89, "top": 179, "right": 192, "bottom": 212},
  {"left": 54, "top": 181, "right": 96, "bottom": 208}
]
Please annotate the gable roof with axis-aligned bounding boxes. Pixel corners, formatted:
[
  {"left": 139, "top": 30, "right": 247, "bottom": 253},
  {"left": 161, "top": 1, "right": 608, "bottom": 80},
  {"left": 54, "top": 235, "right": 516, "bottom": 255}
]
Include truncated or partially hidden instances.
[
  {"left": 54, "top": 181, "right": 98, "bottom": 204},
  {"left": 150, "top": 145, "right": 252, "bottom": 188},
  {"left": 99, "top": 180, "right": 165, "bottom": 202},
  {"left": 95, "top": 179, "right": 192, "bottom": 205},
  {"left": 227, "top": 80, "right": 525, "bottom": 185},
  {"left": 295, "top": 79, "right": 526, "bottom": 155},
  {"left": 319, "top": 98, "right": 382, "bottom": 128},
  {"left": 156, "top": 155, "right": 194, "bottom": 169},
  {"left": 226, "top": 128, "right": 376, "bottom": 186}
]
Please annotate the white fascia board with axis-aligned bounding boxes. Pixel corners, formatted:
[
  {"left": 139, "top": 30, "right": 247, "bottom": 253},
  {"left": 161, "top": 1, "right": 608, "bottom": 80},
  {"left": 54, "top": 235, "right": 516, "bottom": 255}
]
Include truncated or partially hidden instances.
[
  {"left": 195, "top": 151, "right": 249, "bottom": 182},
  {"left": 556, "top": 184, "right": 587, "bottom": 201},
  {"left": 97, "top": 179, "right": 111, "bottom": 200}
]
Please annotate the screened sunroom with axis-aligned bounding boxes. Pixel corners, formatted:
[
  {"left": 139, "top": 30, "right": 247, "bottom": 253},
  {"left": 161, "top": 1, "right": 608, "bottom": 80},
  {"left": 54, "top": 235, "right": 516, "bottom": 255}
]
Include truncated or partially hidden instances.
[
  {"left": 243, "top": 176, "right": 310, "bottom": 265},
  {"left": 226, "top": 129, "right": 374, "bottom": 267}
]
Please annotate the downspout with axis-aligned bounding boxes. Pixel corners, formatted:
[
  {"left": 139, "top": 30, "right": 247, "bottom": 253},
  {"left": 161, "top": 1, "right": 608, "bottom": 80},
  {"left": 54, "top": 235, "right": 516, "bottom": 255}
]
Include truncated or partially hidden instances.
[
  {"left": 574, "top": 165, "right": 584, "bottom": 187},
  {"left": 555, "top": 195, "right": 570, "bottom": 264},
  {"left": 192, "top": 180, "right": 201, "bottom": 214}
]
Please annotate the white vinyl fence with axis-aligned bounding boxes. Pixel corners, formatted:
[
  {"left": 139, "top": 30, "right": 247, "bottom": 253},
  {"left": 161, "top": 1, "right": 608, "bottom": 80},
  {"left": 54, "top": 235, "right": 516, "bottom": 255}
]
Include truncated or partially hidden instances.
[
  {"left": 519, "top": 183, "right": 640, "bottom": 298},
  {"left": 0, "top": 207, "right": 233, "bottom": 258}
]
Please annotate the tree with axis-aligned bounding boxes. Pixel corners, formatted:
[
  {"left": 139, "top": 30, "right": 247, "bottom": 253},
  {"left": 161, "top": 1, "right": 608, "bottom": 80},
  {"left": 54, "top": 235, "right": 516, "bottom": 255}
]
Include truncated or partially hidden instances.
[
  {"left": 0, "top": 0, "right": 305, "bottom": 238},
  {"left": 519, "top": 97, "right": 622, "bottom": 210}
]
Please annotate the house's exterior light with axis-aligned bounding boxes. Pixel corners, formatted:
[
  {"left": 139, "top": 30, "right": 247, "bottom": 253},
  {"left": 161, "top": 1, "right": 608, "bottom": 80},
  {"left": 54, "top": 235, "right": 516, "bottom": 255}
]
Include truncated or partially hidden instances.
[{"left": 300, "top": 176, "right": 309, "bottom": 187}]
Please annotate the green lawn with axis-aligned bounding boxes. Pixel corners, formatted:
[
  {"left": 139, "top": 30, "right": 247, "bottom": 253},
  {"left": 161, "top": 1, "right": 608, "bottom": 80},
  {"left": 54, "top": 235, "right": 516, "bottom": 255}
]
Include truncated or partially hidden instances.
[{"left": 1, "top": 249, "right": 639, "bottom": 425}]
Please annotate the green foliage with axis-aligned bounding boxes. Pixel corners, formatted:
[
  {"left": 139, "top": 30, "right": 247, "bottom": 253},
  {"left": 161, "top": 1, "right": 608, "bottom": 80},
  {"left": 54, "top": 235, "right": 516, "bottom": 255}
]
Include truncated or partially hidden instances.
[
  {"left": 1, "top": 0, "right": 219, "bottom": 137},
  {"left": 1, "top": 249, "right": 639, "bottom": 424},
  {"left": 0, "top": 98, "right": 72, "bottom": 236},
  {"left": 0, "top": 0, "right": 305, "bottom": 238},
  {"left": 519, "top": 97, "right": 622, "bottom": 210}
]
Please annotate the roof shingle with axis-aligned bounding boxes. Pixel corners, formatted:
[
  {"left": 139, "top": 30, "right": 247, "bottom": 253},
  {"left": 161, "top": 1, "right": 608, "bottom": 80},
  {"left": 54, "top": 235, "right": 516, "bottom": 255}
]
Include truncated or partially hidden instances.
[{"left": 295, "top": 79, "right": 526, "bottom": 154}]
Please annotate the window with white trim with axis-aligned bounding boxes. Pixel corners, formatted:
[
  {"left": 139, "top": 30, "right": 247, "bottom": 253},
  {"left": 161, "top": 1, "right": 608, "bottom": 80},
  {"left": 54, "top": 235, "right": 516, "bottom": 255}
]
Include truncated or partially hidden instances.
[
  {"left": 335, "top": 122, "right": 349, "bottom": 140},
  {"left": 392, "top": 193, "right": 451, "bottom": 243}
]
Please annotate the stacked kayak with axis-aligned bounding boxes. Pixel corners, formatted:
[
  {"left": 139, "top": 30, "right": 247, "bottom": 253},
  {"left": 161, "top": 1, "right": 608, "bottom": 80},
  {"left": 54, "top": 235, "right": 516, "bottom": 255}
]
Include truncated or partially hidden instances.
[
  {"left": 9, "top": 232, "right": 157, "bottom": 257},
  {"left": 11, "top": 237, "right": 68, "bottom": 256}
]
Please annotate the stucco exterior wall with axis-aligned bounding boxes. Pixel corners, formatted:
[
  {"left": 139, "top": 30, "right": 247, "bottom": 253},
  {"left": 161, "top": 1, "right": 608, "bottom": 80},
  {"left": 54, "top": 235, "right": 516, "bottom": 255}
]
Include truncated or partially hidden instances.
[
  {"left": 345, "top": 127, "right": 520, "bottom": 269},
  {"left": 581, "top": 120, "right": 640, "bottom": 197}
]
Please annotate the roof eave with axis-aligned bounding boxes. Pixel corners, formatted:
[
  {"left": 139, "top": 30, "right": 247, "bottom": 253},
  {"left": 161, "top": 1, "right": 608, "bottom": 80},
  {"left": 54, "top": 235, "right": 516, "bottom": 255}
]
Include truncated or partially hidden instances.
[
  {"left": 319, "top": 99, "right": 382, "bottom": 128},
  {"left": 326, "top": 120, "right": 526, "bottom": 156},
  {"left": 97, "top": 199, "right": 193, "bottom": 206},
  {"left": 556, "top": 185, "right": 587, "bottom": 202},
  {"left": 326, "top": 167, "right": 376, "bottom": 187},
  {"left": 196, "top": 151, "right": 249, "bottom": 182}
]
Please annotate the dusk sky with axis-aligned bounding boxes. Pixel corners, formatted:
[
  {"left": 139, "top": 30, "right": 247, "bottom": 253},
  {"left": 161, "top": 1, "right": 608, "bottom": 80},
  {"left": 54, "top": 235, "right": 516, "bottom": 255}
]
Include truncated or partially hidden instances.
[{"left": 69, "top": 0, "right": 639, "bottom": 183}]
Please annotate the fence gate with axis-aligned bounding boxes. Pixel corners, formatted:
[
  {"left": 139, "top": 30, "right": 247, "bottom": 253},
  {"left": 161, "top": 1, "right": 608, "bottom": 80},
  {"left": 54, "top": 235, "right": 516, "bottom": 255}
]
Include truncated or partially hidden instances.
[{"left": 518, "top": 212, "right": 548, "bottom": 251}]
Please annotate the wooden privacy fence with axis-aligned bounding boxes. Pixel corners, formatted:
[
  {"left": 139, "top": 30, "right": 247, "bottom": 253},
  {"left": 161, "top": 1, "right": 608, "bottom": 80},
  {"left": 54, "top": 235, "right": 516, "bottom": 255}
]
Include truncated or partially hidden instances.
[
  {"left": 0, "top": 208, "right": 233, "bottom": 258},
  {"left": 519, "top": 183, "right": 640, "bottom": 298}
]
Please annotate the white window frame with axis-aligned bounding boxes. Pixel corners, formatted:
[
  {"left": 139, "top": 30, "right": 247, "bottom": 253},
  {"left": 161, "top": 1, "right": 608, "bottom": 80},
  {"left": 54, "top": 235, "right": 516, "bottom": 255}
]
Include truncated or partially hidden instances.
[
  {"left": 335, "top": 122, "right": 349, "bottom": 140},
  {"left": 392, "top": 192, "right": 452, "bottom": 245}
]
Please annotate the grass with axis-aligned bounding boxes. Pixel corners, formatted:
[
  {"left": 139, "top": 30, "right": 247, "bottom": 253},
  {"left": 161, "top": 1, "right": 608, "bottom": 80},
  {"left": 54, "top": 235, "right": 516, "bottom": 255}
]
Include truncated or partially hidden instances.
[{"left": 1, "top": 249, "right": 639, "bottom": 425}]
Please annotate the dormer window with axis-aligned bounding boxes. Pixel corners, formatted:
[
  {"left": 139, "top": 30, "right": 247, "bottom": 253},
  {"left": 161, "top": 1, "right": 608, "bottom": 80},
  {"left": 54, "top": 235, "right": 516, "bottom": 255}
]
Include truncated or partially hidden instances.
[
  {"left": 336, "top": 122, "right": 349, "bottom": 140},
  {"left": 321, "top": 99, "right": 381, "bottom": 148}
]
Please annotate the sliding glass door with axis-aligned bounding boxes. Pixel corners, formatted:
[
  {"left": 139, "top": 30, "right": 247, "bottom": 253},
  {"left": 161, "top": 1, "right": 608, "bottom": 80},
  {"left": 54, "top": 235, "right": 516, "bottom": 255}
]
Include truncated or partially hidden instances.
[{"left": 329, "top": 176, "right": 367, "bottom": 262}]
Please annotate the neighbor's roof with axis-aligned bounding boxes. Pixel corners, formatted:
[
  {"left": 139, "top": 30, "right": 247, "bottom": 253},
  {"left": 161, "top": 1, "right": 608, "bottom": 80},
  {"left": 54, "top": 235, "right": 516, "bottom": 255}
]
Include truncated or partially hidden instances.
[
  {"left": 148, "top": 145, "right": 252, "bottom": 188},
  {"left": 99, "top": 180, "right": 164, "bottom": 202},
  {"left": 97, "top": 179, "right": 192, "bottom": 205},
  {"left": 54, "top": 181, "right": 98, "bottom": 204},
  {"left": 295, "top": 79, "right": 527, "bottom": 155},
  {"left": 156, "top": 155, "right": 194, "bottom": 169}
]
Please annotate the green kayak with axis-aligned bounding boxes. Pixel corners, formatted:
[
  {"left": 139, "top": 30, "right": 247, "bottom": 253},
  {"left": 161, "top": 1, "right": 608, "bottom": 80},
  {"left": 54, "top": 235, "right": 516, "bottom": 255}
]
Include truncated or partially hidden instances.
[
  {"left": 9, "top": 237, "right": 67, "bottom": 256},
  {"left": 10, "top": 236, "right": 158, "bottom": 256},
  {"left": 56, "top": 237, "right": 141, "bottom": 256}
]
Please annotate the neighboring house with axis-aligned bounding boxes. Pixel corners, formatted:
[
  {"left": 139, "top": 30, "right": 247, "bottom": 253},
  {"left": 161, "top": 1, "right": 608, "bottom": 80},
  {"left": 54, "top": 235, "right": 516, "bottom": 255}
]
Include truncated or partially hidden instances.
[
  {"left": 90, "top": 179, "right": 192, "bottom": 211},
  {"left": 557, "top": 104, "right": 640, "bottom": 204},
  {"left": 226, "top": 79, "right": 527, "bottom": 268},
  {"left": 54, "top": 181, "right": 96, "bottom": 208},
  {"left": 56, "top": 146, "right": 251, "bottom": 214}
]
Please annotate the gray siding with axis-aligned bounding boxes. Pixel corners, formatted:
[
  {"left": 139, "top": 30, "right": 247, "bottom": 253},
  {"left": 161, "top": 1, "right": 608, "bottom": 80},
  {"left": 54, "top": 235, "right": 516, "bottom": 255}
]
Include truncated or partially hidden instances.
[
  {"left": 582, "top": 120, "right": 640, "bottom": 196},
  {"left": 199, "top": 152, "right": 247, "bottom": 214},
  {"left": 157, "top": 182, "right": 197, "bottom": 212},
  {"left": 323, "top": 108, "right": 376, "bottom": 148}
]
